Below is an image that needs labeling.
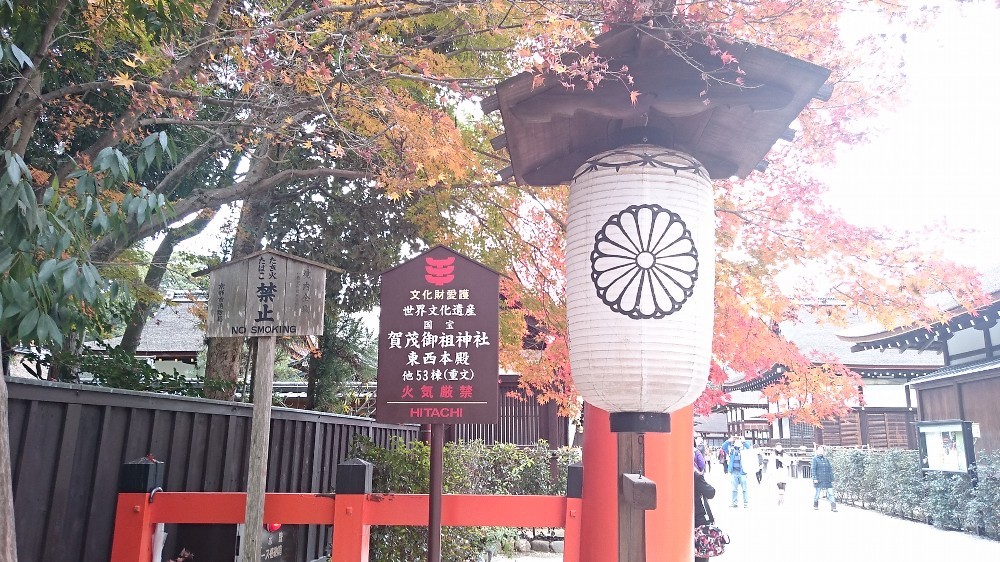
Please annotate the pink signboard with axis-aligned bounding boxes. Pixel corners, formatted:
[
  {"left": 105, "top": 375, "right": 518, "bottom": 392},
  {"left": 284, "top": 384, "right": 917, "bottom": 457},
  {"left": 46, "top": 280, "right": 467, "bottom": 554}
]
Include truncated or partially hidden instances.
[{"left": 377, "top": 246, "right": 500, "bottom": 424}]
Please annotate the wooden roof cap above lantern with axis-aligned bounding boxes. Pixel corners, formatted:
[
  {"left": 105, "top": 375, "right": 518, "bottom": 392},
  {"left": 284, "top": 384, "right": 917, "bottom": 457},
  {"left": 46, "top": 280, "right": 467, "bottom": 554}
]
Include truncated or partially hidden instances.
[{"left": 482, "top": 20, "right": 833, "bottom": 185}]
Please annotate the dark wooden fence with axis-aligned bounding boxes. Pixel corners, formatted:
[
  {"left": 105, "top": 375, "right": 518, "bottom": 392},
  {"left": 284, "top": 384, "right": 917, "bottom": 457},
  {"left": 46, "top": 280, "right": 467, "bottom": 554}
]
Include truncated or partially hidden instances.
[
  {"left": 451, "top": 375, "right": 570, "bottom": 447},
  {"left": 5, "top": 377, "right": 418, "bottom": 561},
  {"left": 778, "top": 407, "right": 917, "bottom": 450}
]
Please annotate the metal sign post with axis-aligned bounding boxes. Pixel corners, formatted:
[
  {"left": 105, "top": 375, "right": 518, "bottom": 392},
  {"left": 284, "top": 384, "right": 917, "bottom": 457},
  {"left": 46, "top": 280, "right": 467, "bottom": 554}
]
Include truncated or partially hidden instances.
[
  {"left": 199, "top": 250, "right": 340, "bottom": 562},
  {"left": 377, "top": 246, "right": 500, "bottom": 562}
]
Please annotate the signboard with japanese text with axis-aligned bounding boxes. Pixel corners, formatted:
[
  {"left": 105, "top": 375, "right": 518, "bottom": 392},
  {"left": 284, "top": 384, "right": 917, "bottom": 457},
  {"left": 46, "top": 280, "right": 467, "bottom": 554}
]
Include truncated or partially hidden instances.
[
  {"left": 205, "top": 250, "right": 327, "bottom": 338},
  {"left": 376, "top": 246, "right": 500, "bottom": 424}
]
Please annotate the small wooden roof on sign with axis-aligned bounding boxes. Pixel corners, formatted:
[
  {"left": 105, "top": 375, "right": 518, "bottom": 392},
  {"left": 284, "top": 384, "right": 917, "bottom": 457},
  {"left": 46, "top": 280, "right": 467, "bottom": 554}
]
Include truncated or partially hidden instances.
[
  {"left": 191, "top": 249, "right": 344, "bottom": 277},
  {"left": 483, "top": 21, "right": 832, "bottom": 185}
]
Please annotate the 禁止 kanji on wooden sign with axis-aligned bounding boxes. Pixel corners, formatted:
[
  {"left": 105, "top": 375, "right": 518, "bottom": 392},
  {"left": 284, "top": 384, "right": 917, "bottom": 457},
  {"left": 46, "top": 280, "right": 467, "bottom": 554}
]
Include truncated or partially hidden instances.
[
  {"left": 199, "top": 250, "right": 340, "bottom": 338},
  {"left": 377, "top": 246, "right": 500, "bottom": 424}
]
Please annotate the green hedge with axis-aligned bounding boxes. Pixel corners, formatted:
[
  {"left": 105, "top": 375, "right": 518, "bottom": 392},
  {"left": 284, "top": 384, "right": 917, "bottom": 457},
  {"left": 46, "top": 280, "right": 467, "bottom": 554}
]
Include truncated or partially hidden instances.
[
  {"left": 828, "top": 448, "right": 1000, "bottom": 539},
  {"left": 347, "top": 437, "right": 582, "bottom": 561}
]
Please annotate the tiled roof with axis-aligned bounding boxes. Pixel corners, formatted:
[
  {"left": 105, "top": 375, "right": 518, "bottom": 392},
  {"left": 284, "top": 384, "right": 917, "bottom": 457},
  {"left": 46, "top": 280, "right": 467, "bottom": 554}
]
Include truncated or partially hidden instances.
[
  {"left": 835, "top": 263, "right": 1000, "bottom": 346},
  {"left": 781, "top": 309, "right": 941, "bottom": 368},
  {"left": 907, "top": 357, "right": 1000, "bottom": 387},
  {"left": 100, "top": 300, "right": 205, "bottom": 354},
  {"left": 694, "top": 412, "right": 729, "bottom": 434},
  {"left": 723, "top": 307, "right": 940, "bottom": 391}
]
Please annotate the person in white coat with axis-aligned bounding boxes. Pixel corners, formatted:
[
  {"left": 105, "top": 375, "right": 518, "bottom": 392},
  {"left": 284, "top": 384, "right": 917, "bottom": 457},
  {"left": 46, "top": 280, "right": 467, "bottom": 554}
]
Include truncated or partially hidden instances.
[{"left": 743, "top": 444, "right": 761, "bottom": 485}]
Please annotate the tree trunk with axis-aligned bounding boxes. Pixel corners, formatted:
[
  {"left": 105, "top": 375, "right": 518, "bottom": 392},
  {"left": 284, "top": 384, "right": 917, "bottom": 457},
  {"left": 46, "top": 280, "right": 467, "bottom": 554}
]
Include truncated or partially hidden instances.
[
  {"left": 120, "top": 209, "right": 216, "bottom": 354},
  {"left": 203, "top": 145, "right": 276, "bottom": 400},
  {"left": 0, "top": 374, "right": 19, "bottom": 562},
  {"left": 47, "top": 331, "right": 81, "bottom": 382}
]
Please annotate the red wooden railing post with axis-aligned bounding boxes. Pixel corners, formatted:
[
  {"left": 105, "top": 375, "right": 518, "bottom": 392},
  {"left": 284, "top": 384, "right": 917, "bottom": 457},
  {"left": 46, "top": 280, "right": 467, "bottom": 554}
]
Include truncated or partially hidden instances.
[
  {"left": 563, "top": 461, "right": 583, "bottom": 562},
  {"left": 110, "top": 493, "right": 154, "bottom": 562},
  {"left": 332, "top": 494, "right": 371, "bottom": 562},
  {"left": 332, "top": 458, "right": 373, "bottom": 562}
]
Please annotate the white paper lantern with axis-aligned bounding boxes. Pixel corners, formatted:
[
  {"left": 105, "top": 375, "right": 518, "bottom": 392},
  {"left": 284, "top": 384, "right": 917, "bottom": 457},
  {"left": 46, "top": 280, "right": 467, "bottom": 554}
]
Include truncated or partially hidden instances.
[{"left": 566, "top": 145, "right": 715, "bottom": 414}]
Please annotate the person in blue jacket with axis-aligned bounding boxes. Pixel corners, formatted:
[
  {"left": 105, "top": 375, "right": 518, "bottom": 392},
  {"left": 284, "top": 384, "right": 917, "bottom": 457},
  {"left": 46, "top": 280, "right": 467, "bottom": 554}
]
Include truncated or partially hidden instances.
[
  {"left": 811, "top": 445, "right": 837, "bottom": 512},
  {"left": 721, "top": 435, "right": 751, "bottom": 508}
]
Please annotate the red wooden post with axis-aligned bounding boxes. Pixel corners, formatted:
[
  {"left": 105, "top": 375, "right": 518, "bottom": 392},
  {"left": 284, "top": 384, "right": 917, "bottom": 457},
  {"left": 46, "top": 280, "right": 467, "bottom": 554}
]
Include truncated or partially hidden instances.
[
  {"left": 331, "top": 494, "right": 370, "bottom": 562},
  {"left": 644, "top": 406, "right": 694, "bottom": 562},
  {"left": 109, "top": 493, "right": 154, "bottom": 562},
  {"left": 580, "top": 404, "right": 618, "bottom": 562},
  {"left": 563, "top": 497, "right": 583, "bottom": 562},
  {"left": 332, "top": 458, "right": 373, "bottom": 561}
]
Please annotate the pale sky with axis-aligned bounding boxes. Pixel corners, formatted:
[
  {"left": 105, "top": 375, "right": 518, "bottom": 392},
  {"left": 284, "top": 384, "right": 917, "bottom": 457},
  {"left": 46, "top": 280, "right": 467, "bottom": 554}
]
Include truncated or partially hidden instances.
[{"left": 820, "top": 1, "right": 1000, "bottom": 269}]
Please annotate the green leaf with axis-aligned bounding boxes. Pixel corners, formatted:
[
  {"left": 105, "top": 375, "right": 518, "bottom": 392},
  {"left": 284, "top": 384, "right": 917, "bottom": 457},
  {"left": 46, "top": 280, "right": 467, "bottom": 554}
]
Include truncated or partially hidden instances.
[
  {"left": 2, "top": 301, "right": 20, "bottom": 319},
  {"left": 141, "top": 132, "right": 158, "bottom": 148},
  {"left": 127, "top": 196, "right": 141, "bottom": 218},
  {"left": 159, "top": 131, "right": 168, "bottom": 151},
  {"left": 36, "top": 313, "right": 61, "bottom": 345},
  {"left": 62, "top": 265, "right": 77, "bottom": 291},
  {"left": 76, "top": 174, "right": 94, "bottom": 197},
  {"left": 57, "top": 232, "right": 72, "bottom": 256},
  {"left": 10, "top": 43, "right": 33, "bottom": 69},
  {"left": 144, "top": 142, "right": 157, "bottom": 165},
  {"left": 96, "top": 147, "right": 115, "bottom": 171},
  {"left": 38, "top": 259, "right": 59, "bottom": 282},
  {"left": 95, "top": 210, "right": 109, "bottom": 233},
  {"left": 1, "top": 179, "right": 20, "bottom": 213},
  {"left": 6, "top": 153, "right": 21, "bottom": 184},
  {"left": 115, "top": 150, "right": 130, "bottom": 179},
  {"left": 0, "top": 250, "right": 14, "bottom": 273},
  {"left": 18, "top": 307, "right": 40, "bottom": 340}
]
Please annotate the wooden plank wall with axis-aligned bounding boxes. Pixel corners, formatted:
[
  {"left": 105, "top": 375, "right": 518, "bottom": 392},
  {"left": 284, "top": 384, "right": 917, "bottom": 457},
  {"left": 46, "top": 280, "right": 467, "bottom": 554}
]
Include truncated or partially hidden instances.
[
  {"left": 917, "top": 386, "right": 962, "bottom": 421},
  {"left": 817, "top": 409, "right": 916, "bottom": 450},
  {"left": 820, "top": 411, "right": 861, "bottom": 447},
  {"left": 5, "top": 377, "right": 417, "bottom": 562},
  {"left": 956, "top": 376, "right": 1000, "bottom": 453}
]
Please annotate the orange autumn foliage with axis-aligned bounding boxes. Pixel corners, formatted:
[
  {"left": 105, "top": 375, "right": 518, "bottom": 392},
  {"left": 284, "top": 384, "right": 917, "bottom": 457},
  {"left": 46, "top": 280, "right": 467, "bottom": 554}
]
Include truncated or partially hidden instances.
[{"left": 425, "top": 2, "right": 990, "bottom": 425}]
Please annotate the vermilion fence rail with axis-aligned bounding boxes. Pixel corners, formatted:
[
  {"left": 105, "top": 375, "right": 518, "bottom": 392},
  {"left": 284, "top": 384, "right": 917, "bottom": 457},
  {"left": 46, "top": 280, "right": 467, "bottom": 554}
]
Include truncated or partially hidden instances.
[{"left": 110, "top": 492, "right": 582, "bottom": 562}]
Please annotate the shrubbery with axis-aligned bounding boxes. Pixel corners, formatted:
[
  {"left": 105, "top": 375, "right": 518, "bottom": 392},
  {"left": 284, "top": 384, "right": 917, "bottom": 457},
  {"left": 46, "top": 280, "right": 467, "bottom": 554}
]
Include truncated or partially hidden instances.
[
  {"left": 828, "top": 447, "right": 1000, "bottom": 539},
  {"left": 348, "top": 437, "right": 582, "bottom": 561}
]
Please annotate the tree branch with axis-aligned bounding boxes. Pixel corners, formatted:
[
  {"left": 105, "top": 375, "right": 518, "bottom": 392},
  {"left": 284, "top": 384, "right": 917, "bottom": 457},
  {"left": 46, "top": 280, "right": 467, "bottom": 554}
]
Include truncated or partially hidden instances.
[{"left": 91, "top": 166, "right": 370, "bottom": 262}]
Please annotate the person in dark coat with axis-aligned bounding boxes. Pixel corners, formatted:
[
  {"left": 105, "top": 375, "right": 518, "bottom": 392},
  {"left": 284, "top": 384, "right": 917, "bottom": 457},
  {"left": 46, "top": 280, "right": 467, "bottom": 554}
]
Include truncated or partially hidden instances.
[
  {"left": 810, "top": 445, "right": 837, "bottom": 511},
  {"left": 694, "top": 470, "right": 716, "bottom": 562}
]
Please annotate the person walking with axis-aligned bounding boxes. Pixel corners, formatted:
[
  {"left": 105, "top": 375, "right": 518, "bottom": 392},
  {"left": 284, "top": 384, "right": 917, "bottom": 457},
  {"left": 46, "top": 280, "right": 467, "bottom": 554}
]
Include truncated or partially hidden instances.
[
  {"left": 742, "top": 444, "right": 762, "bottom": 485},
  {"left": 774, "top": 456, "right": 788, "bottom": 505},
  {"left": 773, "top": 442, "right": 785, "bottom": 471},
  {"left": 694, "top": 440, "right": 707, "bottom": 474},
  {"left": 718, "top": 446, "right": 728, "bottom": 474},
  {"left": 722, "top": 435, "right": 750, "bottom": 507},
  {"left": 694, "top": 470, "right": 717, "bottom": 562},
  {"left": 811, "top": 445, "right": 837, "bottom": 512},
  {"left": 697, "top": 436, "right": 711, "bottom": 473}
]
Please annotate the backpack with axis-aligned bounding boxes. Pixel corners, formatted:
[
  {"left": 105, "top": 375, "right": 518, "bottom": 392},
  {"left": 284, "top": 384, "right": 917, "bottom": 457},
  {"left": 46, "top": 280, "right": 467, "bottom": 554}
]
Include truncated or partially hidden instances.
[{"left": 729, "top": 445, "right": 742, "bottom": 472}]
